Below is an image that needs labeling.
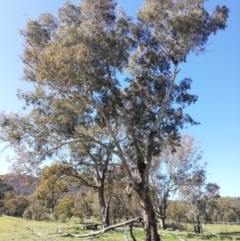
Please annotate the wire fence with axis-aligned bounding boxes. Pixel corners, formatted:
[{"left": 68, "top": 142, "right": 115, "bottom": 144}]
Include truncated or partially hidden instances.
[{"left": 207, "top": 221, "right": 240, "bottom": 225}]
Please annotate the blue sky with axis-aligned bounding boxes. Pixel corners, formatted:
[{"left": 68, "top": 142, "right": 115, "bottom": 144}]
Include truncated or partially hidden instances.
[{"left": 0, "top": 0, "right": 239, "bottom": 197}]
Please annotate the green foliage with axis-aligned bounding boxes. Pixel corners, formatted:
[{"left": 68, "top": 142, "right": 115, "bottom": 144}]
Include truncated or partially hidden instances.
[{"left": 0, "top": 0, "right": 228, "bottom": 183}]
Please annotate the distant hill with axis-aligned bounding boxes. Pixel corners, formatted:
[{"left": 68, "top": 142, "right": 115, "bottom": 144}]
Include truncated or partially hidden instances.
[
  {"left": 0, "top": 174, "right": 39, "bottom": 196},
  {"left": 0, "top": 174, "right": 88, "bottom": 197}
]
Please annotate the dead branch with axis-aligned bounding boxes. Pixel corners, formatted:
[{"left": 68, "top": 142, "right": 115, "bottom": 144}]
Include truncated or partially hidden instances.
[
  {"left": 26, "top": 216, "right": 142, "bottom": 239},
  {"left": 26, "top": 226, "right": 47, "bottom": 238},
  {"left": 208, "top": 231, "right": 219, "bottom": 237},
  {"left": 73, "top": 216, "right": 142, "bottom": 239}
]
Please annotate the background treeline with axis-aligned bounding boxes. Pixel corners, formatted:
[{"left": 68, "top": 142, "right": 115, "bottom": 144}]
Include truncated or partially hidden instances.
[
  {"left": 1, "top": 169, "right": 240, "bottom": 229},
  {"left": 1, "top": 135, "right": 240, "bottom": 233}
]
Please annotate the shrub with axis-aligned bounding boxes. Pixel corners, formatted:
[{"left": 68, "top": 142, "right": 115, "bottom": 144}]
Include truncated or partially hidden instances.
[{"left": 4, "top": 196, "right": 29, "bottom": 217}]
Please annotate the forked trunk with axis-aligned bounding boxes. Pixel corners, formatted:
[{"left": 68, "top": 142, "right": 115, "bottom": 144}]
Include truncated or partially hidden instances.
[
  {"left": 136, "top": 186, "right": 161, "bottom": 241},
  {"left": 101, "top": 196, "right": 111, "bottom": 228},
  {"left": 101, "top": 206, "right": 110, "bottom": 228}
]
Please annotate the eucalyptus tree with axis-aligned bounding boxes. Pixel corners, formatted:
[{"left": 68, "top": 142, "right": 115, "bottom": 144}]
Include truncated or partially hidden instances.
[
  {"left": 0, "top": 0, "right": 228, "bottom": 240},
  {"left": 150, "top": 134, "right": 204, "bottom": 229},
  {"left": 179, "top": 175, "right": 220, "bottom": 233}
]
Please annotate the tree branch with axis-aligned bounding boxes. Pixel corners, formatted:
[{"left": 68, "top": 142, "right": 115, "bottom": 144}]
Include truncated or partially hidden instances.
[{"left": 153, "top": 64, "right": 179, "bottom": 132}]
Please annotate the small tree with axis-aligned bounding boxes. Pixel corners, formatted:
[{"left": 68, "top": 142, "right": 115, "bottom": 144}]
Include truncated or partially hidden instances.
[
  {"left": 73, "top": 189, "right": 95, "bottom": 223},
  {"left": 166, "top": 200, "right": 187, "bottom": 224},
  {"left": 23, "top": 198, "right": 47, "bottom": 220},
  {"left": 179, "top": 175, "right": 220, "bottom": 233},
  {"left": 54, "top": 198, "right": 74, "bottom": 221},
  {"left": 34, "top": 162, "right": 72, "bottom": 211},
  {"left": 150, "top": 134, "right": 204, "bottom": 229}
]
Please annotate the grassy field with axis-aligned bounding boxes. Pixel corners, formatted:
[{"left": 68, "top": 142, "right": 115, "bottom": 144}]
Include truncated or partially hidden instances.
[
  {"left": 0, "top": 215, "right": 143, "bottom": 241},
  {"left": 202, "top": 223, "right": 240, "bottom": 236},
  {"left": 0, "top": 215, "right": 240, "bottom": 241}
]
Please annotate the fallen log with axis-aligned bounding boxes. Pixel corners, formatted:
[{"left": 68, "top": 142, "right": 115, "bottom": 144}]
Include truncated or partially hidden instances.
[
  {"left": 71, "top": 217, "right": 142, "bottom": 238},
  {"left": 27, "top": 216, "right": 142, "bottom": 239},
  {"left": 208, "top": 231, "right": 219, "bottom": 237}
]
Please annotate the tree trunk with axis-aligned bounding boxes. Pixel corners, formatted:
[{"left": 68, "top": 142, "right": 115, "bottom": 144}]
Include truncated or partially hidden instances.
[
  {"left": 98, "top": 185, "right": 110, "bottom": 228},
  {"left": 159, "top": 198, "right": 168, "bottom": 230},
  {"left": 196, "top": 215, "right": 201, "bottom": 233},
  {"left": 197, "top": 224, "right": 201, "bottom": 234},
  {"left": 159, "top": 217, "right": 166, "bottom": 230},
  {"left": 136, "top": 186, "right": 161, "bottom": 241}
]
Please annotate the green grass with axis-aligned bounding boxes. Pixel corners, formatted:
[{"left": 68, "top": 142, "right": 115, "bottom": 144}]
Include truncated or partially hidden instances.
[
  {"left": 0, "top": 215, "right": 73, "bottom": 241},
  {"left": 181, "top": 223, "right": 240, "bottom": 241},
  {"left": 0, "top": 215, "right": 144, "bottom": 241},
  {"left": 1, "top": 216, "right": 240, "bottom": 241}
]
